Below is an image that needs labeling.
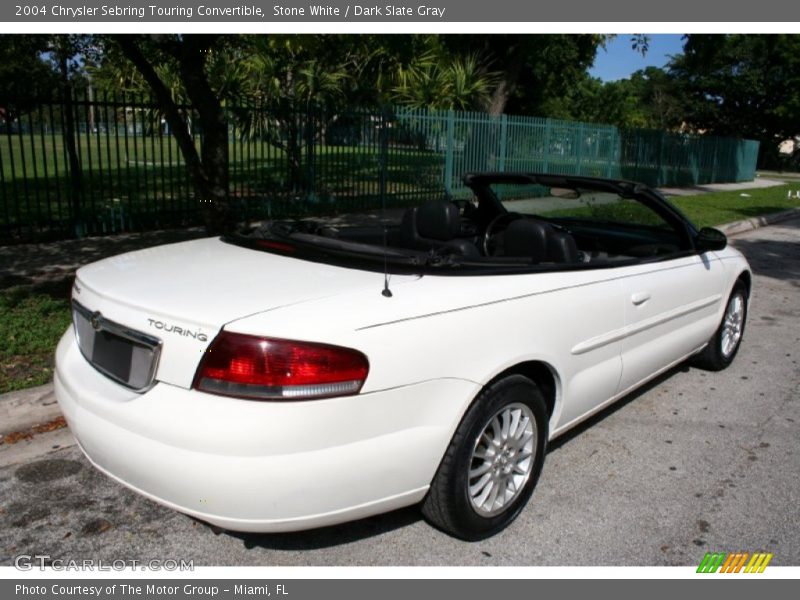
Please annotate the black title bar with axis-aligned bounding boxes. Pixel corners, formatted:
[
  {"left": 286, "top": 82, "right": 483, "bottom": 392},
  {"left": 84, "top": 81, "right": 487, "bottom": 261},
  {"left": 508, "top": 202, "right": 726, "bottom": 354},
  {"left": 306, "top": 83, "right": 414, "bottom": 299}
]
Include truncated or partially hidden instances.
[{"left": 3, "top": 0, "right": 800, "bottom": 22}]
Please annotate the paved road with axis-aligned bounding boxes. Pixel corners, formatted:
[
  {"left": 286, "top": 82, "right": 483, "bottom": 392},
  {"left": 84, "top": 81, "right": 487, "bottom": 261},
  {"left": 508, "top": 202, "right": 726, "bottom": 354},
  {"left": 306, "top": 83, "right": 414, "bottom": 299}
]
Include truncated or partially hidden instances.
[{"left": 1, "top": 220, "right": 798, "bottom": 567}]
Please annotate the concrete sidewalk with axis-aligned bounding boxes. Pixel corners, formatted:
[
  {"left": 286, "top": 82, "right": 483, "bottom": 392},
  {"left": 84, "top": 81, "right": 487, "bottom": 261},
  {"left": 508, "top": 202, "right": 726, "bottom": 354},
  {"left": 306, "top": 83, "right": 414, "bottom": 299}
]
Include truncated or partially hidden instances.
[
  {"left": 0, "top": 383, "right": 72, "bottom": 469},
  {"left": 0, "top": 383, "right": 57, "bottom": 435},
  {"left": 658, "top": 177, "right": 786, "bottom": 196}
]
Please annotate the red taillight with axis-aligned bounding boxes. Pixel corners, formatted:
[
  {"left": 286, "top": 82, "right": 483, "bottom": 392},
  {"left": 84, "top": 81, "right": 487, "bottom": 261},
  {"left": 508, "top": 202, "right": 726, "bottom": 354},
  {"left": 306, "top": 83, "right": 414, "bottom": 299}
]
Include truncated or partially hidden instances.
[
  {"left": 193, "top": 331, "right": 369, "bottom": 400},
  {"left": 255, "top": 240, "right": 295, "bottom": 252}
]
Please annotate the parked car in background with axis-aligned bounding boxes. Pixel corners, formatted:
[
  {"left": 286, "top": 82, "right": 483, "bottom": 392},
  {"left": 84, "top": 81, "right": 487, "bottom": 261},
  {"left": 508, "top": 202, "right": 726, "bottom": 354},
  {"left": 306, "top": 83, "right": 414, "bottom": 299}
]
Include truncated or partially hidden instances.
[{"left": 55, "top": 172, "right": 751, "bottom": 539}]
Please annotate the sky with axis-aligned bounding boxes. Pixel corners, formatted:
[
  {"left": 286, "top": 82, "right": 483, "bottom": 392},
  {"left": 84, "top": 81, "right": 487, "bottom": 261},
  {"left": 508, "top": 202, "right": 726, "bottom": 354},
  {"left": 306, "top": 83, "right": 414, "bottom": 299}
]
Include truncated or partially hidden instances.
[{"left": 589, "top": 34, "right": 686, "bottom": 82}]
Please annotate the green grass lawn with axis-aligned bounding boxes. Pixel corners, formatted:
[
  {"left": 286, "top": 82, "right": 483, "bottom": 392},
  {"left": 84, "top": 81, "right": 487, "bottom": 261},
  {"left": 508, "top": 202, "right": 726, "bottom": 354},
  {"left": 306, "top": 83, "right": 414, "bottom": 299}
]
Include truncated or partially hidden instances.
[
  {"left": 539, "top": 184, "right": 800, "bottom": 229},
  {"left": 670, "top": 184, "right": 800, "bottom": 228},
  {"left": 1, "top": 182, "right": 798, "bottom": 396},
  {"left": 0, "top": 281, "right": 72, "bottom": 394}
]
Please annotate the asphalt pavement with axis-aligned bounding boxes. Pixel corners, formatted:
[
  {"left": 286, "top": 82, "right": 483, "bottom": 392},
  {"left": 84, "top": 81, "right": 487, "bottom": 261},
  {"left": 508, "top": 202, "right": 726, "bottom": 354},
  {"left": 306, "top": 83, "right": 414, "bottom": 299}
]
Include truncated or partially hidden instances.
[{"left": 1, "top": 218, "right": 798, "bottom": 566}]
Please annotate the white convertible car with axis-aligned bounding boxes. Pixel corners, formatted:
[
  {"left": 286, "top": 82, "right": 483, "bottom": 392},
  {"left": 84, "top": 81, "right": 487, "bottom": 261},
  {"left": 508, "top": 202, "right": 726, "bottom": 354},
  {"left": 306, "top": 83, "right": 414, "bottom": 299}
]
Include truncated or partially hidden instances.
[{"left": 55, "top": 172, "right": 751, "bottom": 539}]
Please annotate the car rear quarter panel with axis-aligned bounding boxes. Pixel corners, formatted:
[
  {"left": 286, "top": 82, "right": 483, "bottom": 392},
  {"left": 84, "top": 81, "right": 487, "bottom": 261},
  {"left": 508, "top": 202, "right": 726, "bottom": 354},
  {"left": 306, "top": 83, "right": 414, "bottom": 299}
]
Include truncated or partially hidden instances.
[{"left": 225, "top": 266, "right": 634, "bottom": 436}]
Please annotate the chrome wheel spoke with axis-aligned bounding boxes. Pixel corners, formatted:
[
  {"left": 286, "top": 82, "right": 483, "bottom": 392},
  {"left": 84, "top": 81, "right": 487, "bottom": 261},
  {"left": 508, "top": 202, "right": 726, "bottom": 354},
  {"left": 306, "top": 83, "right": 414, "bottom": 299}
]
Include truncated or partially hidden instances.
[
  {"left": 469, "top": 461, "right": 493, "bottom": 478},
  {"left": 490, "top": 416, "right": 503, "bottom": 440},
  {"left": 512, "top": 415, "right": 529, "bottom": 441},
  {"left": 469, "top": 472, "right": 492, "bottom": 497},
  {"left": 473, "top": 447, "right": 494, "bottom": 461},
  {"left": 475, "top": 479, "right": 495, "bottom": 508},
  {"left": 506, "top": 476, "right": 517, "bottom": 495},
  {"left": 509, "top": 409, "right": 521, "bottom": 438},
  {"left": 485, "top": 481, "right": 500, "bottom": 510},
  {"left": 515, "top": 430, "right": 534, "bottom": 449},
  {"left": 516, "top": 449, "right": 532, "bottom": 464}
]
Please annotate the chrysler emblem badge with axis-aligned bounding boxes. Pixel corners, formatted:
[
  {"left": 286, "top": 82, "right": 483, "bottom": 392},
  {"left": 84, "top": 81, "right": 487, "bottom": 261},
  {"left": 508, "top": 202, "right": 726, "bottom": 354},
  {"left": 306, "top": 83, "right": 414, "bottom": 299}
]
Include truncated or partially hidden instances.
[{"left": 90, "top": 312, "right": 102, "bottom": 331}]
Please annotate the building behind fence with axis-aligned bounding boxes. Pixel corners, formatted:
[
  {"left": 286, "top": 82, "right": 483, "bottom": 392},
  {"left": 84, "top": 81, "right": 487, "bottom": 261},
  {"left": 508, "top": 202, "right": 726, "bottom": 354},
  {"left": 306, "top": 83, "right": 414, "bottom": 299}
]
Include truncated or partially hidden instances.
[{"left": 0, "top": 92, "right": 760, "bottom": 244}]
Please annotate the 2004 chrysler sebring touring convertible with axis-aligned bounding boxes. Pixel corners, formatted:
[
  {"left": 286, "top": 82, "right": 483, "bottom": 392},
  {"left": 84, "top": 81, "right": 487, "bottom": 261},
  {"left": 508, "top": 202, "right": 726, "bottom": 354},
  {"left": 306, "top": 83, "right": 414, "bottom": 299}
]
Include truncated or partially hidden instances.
[{"left": 55, "top": 172, "right": 751, "bottom": 540}]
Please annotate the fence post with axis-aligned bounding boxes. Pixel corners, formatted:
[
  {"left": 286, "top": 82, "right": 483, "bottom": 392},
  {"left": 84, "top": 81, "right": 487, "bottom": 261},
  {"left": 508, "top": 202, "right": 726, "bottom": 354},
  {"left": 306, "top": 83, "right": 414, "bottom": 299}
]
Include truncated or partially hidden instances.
[
  {"left": 444, "top": 109, "right": 455, "bottom": 194},
  {"left": 633, "top": 131, "right": 641, "bottom": 182},
  {"left": 657, "top": 131, "right": 666, "bottom": 187},
  {"left": 498, "top": 114, "right": 508, "bottom": 173},
  {"left": 305, "top": 105, "right": 316, "bottom": 198},
  {"left": 2, "top": 112, "right": 20, "bottom": 240},
  {"left": 543, "top": 119, "right": 551, "bottom": 174},
  {"left": 711, "top": 137, "right": 720, "bottom": 183},
  {"left": 379, "top": 108, "right": 389, "bottom": 210},
  {"left": 606, "top": 129, "right": 617, "bottom": 178},
  {"left": 61, "top": 83, "right": 84, "bottom": 237},
  {"left": 576, "top": 123, "right": 585, "bottom": 175}
]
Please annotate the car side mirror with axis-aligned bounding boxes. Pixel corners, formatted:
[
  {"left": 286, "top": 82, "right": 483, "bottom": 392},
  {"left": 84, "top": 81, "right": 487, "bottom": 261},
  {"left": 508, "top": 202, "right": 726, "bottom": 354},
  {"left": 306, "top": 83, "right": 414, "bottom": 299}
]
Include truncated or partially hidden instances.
[{"left": 695, "top": 227, "right": 727, "bottom": 252}]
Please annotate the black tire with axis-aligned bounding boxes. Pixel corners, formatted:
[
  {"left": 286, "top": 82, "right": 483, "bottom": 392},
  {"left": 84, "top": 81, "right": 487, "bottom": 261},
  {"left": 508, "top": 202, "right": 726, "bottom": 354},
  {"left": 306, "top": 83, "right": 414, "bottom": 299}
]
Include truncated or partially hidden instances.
[
  {"left": 692, "top": 281, "right": 748, "bottom": 371},
  {"left": 421, "top": 374, "right": 548, "bottom": 540}
]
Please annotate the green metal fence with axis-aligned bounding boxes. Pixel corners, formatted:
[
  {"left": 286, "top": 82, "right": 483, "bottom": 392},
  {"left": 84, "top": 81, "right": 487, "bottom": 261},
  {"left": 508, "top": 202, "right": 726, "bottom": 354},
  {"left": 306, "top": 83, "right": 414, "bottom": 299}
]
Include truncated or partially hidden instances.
[
  {"left": 0, "top": 92, "right": 760, "bottom": 244},
  {"left": 394, "top": 107, "right": 761, "bottom": 196}
]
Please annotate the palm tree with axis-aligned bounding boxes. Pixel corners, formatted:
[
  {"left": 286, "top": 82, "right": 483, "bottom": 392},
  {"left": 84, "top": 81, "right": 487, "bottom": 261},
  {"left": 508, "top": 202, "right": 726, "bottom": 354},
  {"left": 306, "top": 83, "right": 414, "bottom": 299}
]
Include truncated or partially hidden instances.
[
  {"left": 235, "top": 36, "right": 352, "bottom": 192},
  {"left": 392, "top": 52, "right": 497, "bottom": 111}
]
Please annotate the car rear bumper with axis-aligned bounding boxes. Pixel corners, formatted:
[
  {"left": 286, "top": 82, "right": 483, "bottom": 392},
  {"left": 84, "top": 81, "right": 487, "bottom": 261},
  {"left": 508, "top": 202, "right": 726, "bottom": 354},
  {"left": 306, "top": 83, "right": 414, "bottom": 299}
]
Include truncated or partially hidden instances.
[{"left": 54, "top": 327, "right": 479, "bottom": 532}]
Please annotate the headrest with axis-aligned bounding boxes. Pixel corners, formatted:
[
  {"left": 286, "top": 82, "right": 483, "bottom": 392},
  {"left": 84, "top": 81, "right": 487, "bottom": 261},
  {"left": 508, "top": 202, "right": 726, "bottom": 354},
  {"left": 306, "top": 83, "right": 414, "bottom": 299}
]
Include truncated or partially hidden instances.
[
  {"left": 504, "top": 219, "right": 551, "bottom": 262},
  {"left": 416, "top": 201, "right": 461, "bottom": 241},
  {"left": 547, "top": 229, "right": 579, "bottom": 263}
]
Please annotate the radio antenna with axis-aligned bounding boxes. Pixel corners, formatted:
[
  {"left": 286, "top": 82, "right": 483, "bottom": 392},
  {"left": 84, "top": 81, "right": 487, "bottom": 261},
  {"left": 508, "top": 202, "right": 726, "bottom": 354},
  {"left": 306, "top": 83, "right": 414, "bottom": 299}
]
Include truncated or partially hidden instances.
[{"left": 381, "top": 225, "right": 393, "bottom": 298}]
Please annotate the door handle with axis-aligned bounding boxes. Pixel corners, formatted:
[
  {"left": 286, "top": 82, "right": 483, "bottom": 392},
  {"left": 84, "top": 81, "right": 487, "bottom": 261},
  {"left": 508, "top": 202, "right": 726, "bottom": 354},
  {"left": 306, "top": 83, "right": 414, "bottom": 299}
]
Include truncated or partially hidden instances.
[{"left": 631, "top": 292, "right": 651, "bottom": 306}]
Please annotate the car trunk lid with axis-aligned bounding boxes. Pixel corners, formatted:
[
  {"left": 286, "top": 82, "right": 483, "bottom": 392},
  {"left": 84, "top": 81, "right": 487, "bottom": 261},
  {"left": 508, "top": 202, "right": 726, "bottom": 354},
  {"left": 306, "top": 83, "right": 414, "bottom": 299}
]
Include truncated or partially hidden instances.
[{"left": 73, "top": 237, "right": 404, "bottom": 389}]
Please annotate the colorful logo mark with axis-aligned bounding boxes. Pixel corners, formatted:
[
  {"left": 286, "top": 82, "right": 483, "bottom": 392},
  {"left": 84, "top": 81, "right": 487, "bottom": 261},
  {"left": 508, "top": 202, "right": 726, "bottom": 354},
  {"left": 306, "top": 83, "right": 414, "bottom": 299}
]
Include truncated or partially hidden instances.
[{"left": 697, "top": 552, "right": 773, "bottom": 573}]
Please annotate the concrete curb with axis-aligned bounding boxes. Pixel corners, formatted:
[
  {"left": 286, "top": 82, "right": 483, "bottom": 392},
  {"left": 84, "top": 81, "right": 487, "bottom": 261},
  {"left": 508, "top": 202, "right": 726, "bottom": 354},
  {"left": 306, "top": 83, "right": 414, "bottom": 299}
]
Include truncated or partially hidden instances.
[
  {"left": 1, "top": 207, "right": 799, "bottom": 437},
  {"left": 0, "top": 383, "right": 59, "bottom": 437},
  {"left": 718, "top": 208, "right": 800, "bottom": 237}
]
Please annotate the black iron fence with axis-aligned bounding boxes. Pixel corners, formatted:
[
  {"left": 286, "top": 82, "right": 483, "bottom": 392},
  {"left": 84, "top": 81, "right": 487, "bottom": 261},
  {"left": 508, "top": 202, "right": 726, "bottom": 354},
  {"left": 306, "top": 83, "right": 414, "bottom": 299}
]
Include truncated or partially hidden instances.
[
  {"left": 0, "top": 92, "right": 760, "bottom": 244},
  {"left": 1, "top": 92, "right": 448, "bottom": 243}
]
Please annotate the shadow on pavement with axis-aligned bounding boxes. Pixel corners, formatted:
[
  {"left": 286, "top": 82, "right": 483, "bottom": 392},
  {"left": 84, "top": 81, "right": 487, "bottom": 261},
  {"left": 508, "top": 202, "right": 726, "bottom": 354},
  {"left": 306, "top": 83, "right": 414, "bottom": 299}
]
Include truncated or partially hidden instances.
[
  {"left": 227, "top": 505, "right": 423, "bottom": 551},
  {"left": 548, "top": 363, "right": 692, "bottom": 453},
  {"left": 731, "top": 218, "right": 800, "bottom": 284}
]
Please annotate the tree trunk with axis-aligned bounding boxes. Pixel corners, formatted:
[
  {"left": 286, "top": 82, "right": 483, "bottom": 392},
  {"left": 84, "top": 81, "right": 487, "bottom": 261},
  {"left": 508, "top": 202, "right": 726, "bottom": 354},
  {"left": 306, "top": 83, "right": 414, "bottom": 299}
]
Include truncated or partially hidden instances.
[
  {"left": 176, "top": 36, "right": 232, "bottom": 233},
  {"left": 58, "top": 54, "right": 83, "bottom": 236},
  {"left": 114, "top": 35, "right": 234, "bottom": 235},
  {"left": 286, "top": 111, "right": 303, "bottom": 193},
  {"left": 488, "top": 45, "right": 526, "bottom": 117},
  {"left": 488, "top": 79, "right": 514, "bottom": 117}
]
